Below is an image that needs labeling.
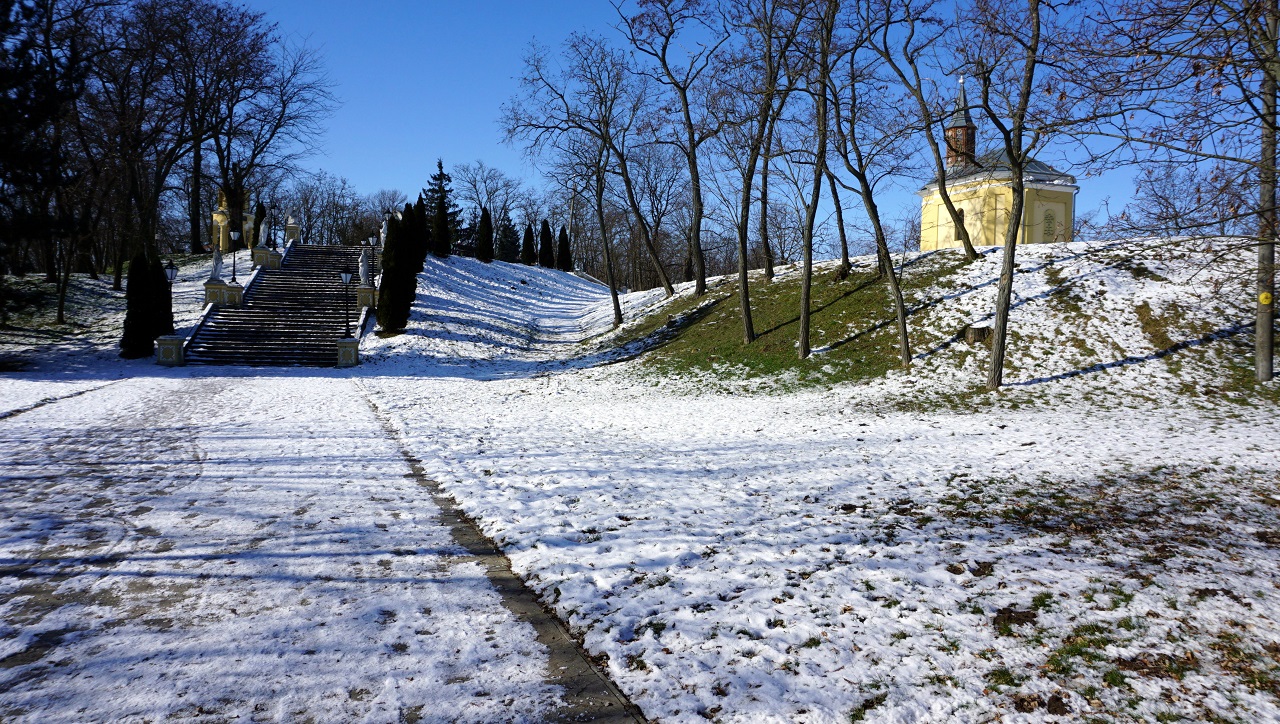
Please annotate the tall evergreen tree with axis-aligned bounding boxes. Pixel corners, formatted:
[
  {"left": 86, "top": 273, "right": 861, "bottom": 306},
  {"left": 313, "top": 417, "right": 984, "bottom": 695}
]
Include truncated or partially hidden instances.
[
  {"left": 556, "top": 226, "right": 572, "bottom": 271},
  {"left": 120, "top": 251, "right": 159, "bottom": 358},
  {"left": 423, "top": 160, "right": 458, "bottom": 257},
  {"left": 520, "top": 223, "right": 536, "bottom": 265},
  {"left": 476, "top": 207, "right": 494, "bottom": 263},
  {"left": 497, "top": 217, "right": 520, "bottom": 262},
  {"left": 376, "top": 214, "right": 414, "bottom": 332},
  {"left": 400, "top": 202, "right": 419, "bottom": 270},
  {"left": 150, "top": 256, "right": 174, "bottom": 337},
  {"left": 538, "top": 219, "right": 555, "bottom": 267},
  {"left": 413, "top": 194, "right": 431, "bottom": 270}
]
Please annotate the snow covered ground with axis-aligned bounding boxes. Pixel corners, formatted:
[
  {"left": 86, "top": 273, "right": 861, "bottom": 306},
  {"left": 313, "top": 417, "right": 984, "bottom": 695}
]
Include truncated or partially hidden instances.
[
  {"left": 358, "top": 250, "right": 1280, "bottom": 722},
  {"left": 3, "top": 243, "right": 1278, "bottom": 722},
  {"left": 0, "top": 372, "right": 564, "bottom": 722}
]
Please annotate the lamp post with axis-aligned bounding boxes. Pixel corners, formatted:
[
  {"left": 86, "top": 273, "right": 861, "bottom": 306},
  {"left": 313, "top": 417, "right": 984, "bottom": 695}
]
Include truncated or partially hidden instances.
[
  {"left": 340, "top": 267, "right": 354, "bottom": 337},
  {"left": 165, "top": 260, "right": 177, "bottom": 284},
  {"left": 229, "top": 231, "right": 240, "bottom": 282}
]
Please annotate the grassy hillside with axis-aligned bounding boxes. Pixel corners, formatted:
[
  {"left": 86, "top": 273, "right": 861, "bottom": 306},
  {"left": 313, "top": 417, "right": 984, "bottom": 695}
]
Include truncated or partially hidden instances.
[{"left": 598, "top": 238, "right": 1278, "bottom": 409}]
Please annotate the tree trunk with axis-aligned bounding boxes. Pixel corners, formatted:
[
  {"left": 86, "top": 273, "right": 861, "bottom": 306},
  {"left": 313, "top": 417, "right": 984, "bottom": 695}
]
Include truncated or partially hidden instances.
[
  {"left": 1258, "top": 7, "right": 1278, "bottom": 383},
  {"left": 688, "top": 145, "right": 708, "bottom": 296},
  {"left": 987, "top": 184, "right": 1024, "bottom": 390},
  {"left": 761, "top": 123, "right": 776, "bottom": 282},
  {"left": 595, "top": 169, "right": 623, "bottom": 328},
  {"left": 826, "top": 168, "right": 851, "bottom": 277},
  {"left": 189, "top": 143, "right": 205, "bottom": 254},
  {"left": 614, "top": 152, "right": 675, "bottom": 296},
  {"left": 736, "top": 144, "right": 762, "bottom": 345}
]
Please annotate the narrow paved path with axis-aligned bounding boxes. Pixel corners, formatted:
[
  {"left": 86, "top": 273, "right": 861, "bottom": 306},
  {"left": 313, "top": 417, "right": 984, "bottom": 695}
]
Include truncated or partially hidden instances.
[{"left": 0, "top": 373, "right": 635, "bottom": 722}]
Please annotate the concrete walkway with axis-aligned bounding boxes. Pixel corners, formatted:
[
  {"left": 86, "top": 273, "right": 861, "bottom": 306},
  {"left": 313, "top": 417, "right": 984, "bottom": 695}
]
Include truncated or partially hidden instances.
[{"left": 0, "top": 373, "right": 639, "bottom": 723}]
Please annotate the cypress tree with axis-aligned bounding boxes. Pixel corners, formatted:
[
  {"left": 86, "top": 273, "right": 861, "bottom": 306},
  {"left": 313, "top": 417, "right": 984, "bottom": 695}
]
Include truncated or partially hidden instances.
[
  {"left": 120, "top": 251, "right": 156, "bottom": 358},
  {"left": 413, "top": 194, "right": 431, "bottom": 270},
  {"left": 520, "top": 224, "right": 536, "bottom": 265},
  {"left": 497, "top": 217, "right": 520, "bottom": 262},
  {"left": 556, "top": 226, "right": 573, "bottom": 271},
  {"left": 538, "top": 220, "right": 555, "bottom": 268},
  {"left": 476, "top": 207, "right": 494, "bottom": 263},
  {"left": 377, "top": 215, "right": 413, "bottom": 332}
]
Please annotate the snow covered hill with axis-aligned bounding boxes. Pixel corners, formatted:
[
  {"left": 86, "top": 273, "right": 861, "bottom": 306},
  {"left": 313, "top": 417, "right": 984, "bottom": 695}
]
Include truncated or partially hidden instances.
[{"left": 365, "top": 238, "right": 1272, "bottom": 412}]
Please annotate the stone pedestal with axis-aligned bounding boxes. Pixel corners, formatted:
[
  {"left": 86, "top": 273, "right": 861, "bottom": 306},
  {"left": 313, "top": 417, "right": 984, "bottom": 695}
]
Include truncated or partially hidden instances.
[
  {"left": 156, "top": 336, "right": 186, "bottom": 366},
  {"left": 204, "top": 280, "right": 243, "bottom": 307},
  {"left": 252, "top": 247, "right": 283, "bottom": 270},
  {"left": 204, "top": 280, "right": 228, "bottom": 306},
  {"left": 336, "top": 337, "right": 359, "bottom": 368},
  {"left": 224, "top": 281, "right": 243, "bottom": 307},
  {"left": 357, "top": 284, "right": 376, "bottom": 310}
]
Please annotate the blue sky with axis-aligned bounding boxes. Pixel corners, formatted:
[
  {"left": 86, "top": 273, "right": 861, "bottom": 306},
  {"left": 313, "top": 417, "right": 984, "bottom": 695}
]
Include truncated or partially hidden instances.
[
  {"left": 252, "top": 1, "right": 619, "bottom": 197},
  {"left": 252, "top": 1, "right": 1132, "bottom": 227}
]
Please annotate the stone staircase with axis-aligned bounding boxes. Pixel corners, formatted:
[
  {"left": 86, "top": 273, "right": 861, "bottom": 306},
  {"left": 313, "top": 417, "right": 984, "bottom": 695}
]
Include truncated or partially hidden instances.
[{"left": 185, "top": 245, "right": 370, "bottom": 367}]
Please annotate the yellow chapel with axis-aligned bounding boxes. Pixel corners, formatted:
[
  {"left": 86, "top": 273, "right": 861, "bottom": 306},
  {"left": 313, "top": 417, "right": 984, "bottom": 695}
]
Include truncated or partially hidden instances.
[{"left": 918, "top": 80, "right": 1078, "bottom": 251}]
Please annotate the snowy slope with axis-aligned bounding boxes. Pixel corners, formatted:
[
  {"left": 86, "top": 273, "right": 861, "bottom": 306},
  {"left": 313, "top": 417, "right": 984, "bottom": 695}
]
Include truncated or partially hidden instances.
[{"left": 359, "top": 246, "right": 1280, "bottom": 723}]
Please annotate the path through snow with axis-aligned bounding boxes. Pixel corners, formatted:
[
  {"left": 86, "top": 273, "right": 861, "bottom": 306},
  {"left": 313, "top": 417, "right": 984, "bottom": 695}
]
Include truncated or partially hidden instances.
[{"left": 0, "top": 373, "right": 569, "bottom": 722}]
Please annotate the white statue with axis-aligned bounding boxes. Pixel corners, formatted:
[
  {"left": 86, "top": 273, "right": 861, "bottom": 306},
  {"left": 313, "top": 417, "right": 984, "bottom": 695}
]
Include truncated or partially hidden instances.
[
  {"left": 359, "top": 248, "right": 371, "bottom": 285},
  {"left": 209, "top": 246, "right": 224, "bottom": 282}
]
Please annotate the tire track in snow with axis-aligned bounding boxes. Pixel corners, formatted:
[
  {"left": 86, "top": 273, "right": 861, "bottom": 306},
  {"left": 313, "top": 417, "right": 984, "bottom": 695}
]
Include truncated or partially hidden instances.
[{"left": 360, "top": 388, "right": 646, "bottom": 724}]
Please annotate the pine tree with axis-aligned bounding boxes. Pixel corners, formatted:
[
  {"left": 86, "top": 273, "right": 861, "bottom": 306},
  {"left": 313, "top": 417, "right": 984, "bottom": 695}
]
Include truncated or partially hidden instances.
[
  {"left": 476, "top": 207, "right": 494, "bottom": 263},
  {"left": 538, "top": 220, "right": 555, "bottom": 268},
  {"left": 424, "top": 160, "right": 458, "bottom": 257},
  {"left": 120, "top": 251, "right": 157, "bottom": 358},
  {"left": 521, "top": 224, "right": 536, "bottom": 265},
  {"left": 497, "top": 217, "right": 520, "bottom": 262},
  {"left": 556, "top": 226, "right": 573, "bottom": 272}
]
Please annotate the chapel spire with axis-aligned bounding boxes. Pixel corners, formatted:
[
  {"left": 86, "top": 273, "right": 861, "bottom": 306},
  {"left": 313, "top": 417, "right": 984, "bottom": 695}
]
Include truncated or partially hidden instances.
[{"left": 944, "top": 78, "right": 977, "bottom": 168}]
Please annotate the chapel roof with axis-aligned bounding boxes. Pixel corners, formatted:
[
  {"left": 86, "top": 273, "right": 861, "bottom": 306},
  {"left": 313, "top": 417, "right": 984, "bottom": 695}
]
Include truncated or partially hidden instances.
[{"left": 923, "top": 148, "right": 1077, "bottom": 190}]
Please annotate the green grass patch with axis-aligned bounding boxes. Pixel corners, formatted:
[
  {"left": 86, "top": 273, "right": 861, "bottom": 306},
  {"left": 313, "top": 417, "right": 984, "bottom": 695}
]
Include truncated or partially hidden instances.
[{"left": 629, "top": 257, "right": 963, "bottom": 390}]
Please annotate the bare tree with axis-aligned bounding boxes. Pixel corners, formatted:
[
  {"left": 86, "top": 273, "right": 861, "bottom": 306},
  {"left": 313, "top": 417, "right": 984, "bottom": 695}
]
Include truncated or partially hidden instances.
[
  {"left": 716, "top": 0, "right": 806, "bottom": 343},
  {"left": 209, "top": 37, "right": 333, "bottom": 247},
  {"left": 502, "top": 34, "right": 675, "bottom": 296},
  {"left": 959, "top": 0, "right": 1047, "bottom": 390},
  {"left": 828, "top": 4, "right": 922, "bottom": 367},
  {"left": 867, "top": 0, "right": 980, "bottom": 260},
  {"left": 616, "top": 0, "right": 730, "bottom": 297},
  {"left": 796, "top": 0, "right": 837, "bottom": 360}
]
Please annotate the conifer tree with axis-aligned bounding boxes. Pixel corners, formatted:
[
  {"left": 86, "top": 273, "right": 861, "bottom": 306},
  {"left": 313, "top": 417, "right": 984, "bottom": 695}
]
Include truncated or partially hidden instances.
[
  {"left": 377, "top": 215, "right": 414, "bottom": 332},
  {"left": 556, "top": 226, "right": 573, "bottom": 271},
  {"left": 476, "top": 207, "right": 494, "bottom": 263},
  {"left": 538, "top": 219, "right": 555, "bottom": 267},
  {"left": 424, "top": 160, "right": 458, "bottom": 257},
  {"left": 497, "top": 217, "right": 520, "bottom": 262},
  {"left": 413, "top": 194, "right": 431, "bottom": 270},
  {"left": 521, "top": 224, "right": 536, "bottom": 265},
  {"left": 150, "top": 256, "right": 174, "bottom": 337},
  {"left": 400, "top": 203, "right": 420, "bottom": 271},
  {"left": 120, "top": 251, "right": 157, "bottom": 358}
]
